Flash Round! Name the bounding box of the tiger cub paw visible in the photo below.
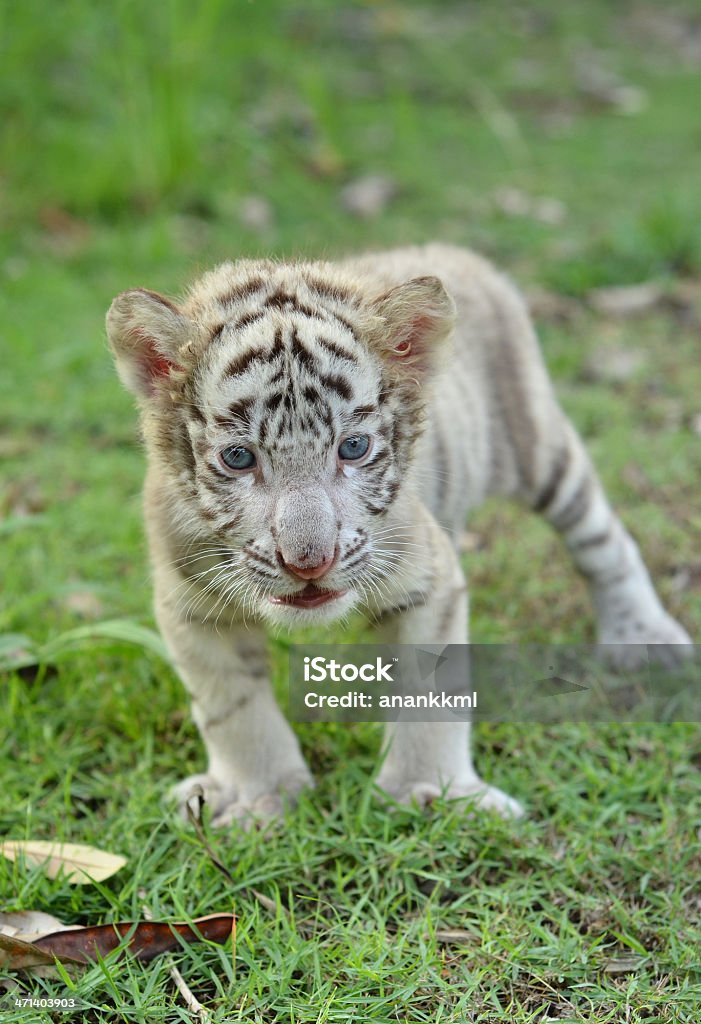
[599,613,693,670]
[209,792,290,831]
[377,776,524,819]
[169,772,235,822]
[170,771,313,830]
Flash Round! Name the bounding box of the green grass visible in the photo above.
[1,1,701,1020]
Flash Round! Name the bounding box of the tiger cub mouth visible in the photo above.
[269,584,348,609]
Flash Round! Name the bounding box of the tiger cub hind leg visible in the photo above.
[474,264,692,669]
[529,416,692,669]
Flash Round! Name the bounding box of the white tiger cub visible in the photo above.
[107,243,692,826]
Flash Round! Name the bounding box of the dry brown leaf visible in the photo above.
[588,282,663,317]
[0,841,127,884]
[0,932,82,970]
[33,913,236,965]
[141,901,219,1022]
[0,914,235,971]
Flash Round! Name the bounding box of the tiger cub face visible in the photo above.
[107,261,455,626]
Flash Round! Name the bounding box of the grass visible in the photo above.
[1,0,701,1020]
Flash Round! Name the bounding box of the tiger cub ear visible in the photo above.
[371,275,455,375]
[106,288,193,399]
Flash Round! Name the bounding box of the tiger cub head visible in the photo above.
[107,260,455,624]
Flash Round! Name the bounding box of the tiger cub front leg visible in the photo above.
[374,517,523,817]
[157,600,313,828]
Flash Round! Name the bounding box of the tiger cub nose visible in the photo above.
[278,550,337,581]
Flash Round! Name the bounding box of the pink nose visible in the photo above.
[279,551,336,580]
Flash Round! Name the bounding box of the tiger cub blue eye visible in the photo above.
[338,434,370,461]
[220,446,256,471]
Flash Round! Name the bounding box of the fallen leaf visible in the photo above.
[493,187,566,224]
[340,174,398,219]
[0,910,73,940]
[0,914,235,971]
[574,53,647,114]
[532,196,566,224]
[0,932,82,970]
[588,282,663,317]
[493,185,529,216]
[237,196,274,233]
[0,841,127,884]
[33,913,235,964]
[526,287,580,323]
[582,345,645,385]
